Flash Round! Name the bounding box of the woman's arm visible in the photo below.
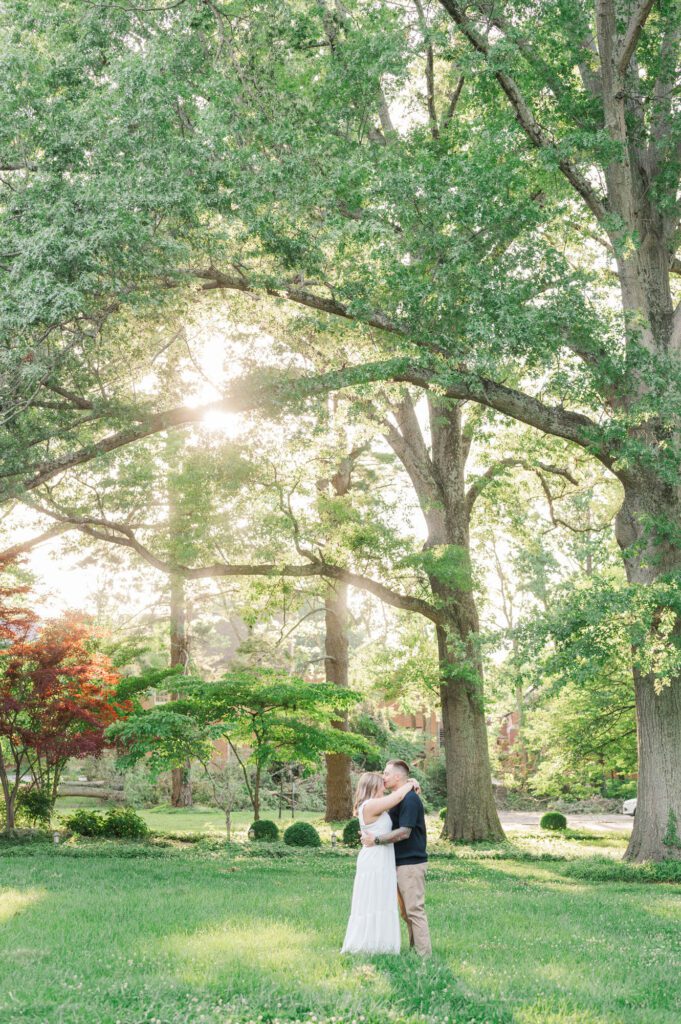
[362,780,415,823]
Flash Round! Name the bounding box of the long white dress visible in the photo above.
[341,801,401,954]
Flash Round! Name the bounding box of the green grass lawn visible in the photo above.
[1,831,680,1024]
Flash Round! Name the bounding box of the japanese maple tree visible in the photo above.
[0,586,129,830]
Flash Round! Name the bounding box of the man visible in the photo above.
[360,759,432,956]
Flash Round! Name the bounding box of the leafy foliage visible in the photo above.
[283,821,321,848]
[540,812,568,832]
[62,806,148,839]
[0,566,129,828]
[101,807,149,839]
[249,819,279,842]
[109,667,374,819]
[62,808,104,837]
[17,787,53,827]
[342,818,361,848]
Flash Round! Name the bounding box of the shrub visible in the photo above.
[249,819,279,842]
[342,818,361,847]
[424,754,448,808]
[101,806,149,839]
[439,807,447,822]
[62,808,105,836]
[540,811,568,831]
[17,788,54,826]
[283,821,321,848]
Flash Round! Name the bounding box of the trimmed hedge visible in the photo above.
[540,811,568,831]
[249,819,279,842]
[283,821,321,848]
[342,818,361,847]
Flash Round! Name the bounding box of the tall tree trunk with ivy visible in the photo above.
[384,394,504,840]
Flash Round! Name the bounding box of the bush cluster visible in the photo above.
[283,821,321,847]
[342,818,361,847]
[249,819,279,842]
[540,811,568,831]
[63,806,149,839]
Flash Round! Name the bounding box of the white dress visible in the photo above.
[341,801,401,954]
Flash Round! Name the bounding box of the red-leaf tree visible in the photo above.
[0,568,130,829]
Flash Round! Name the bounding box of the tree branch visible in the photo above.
[465,458,579,516]
[13,508,444,624]
[3,358,613,504]
[414,0,439,139]
[441,76,465,129]
[535,472,612,534]
[0,523,72,560]
[438,0,609,222]
[41,383,94,411]
[383,393,441,507]
[616,0,656,74]
[193,267,402,335]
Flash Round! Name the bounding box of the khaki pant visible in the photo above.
[396,863,431,956]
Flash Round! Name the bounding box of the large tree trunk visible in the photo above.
[385,395,504,841]
[436,613,504,842]
[616,487,681,861]
[627,664,681,861]
[324,579,353,820]
[170,573,192,808]
[596,19,681,860]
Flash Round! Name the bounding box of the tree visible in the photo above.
[510,573,644,799]
[0,609,128,830]
[109,667,372,821]
[2,0,679,859]
[435,0,681,860]
[522,678,637,800]
[8,390,593,840]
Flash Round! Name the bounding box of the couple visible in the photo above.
[341,759,431,957]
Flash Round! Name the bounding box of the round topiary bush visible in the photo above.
[101,806,149,839]
[62,808,105,837]
[249,819,279,842]
[540,811,568,831]
[283,821,321,848]
[342,818,361,847]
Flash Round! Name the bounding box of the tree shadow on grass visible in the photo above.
[421,857,681,1024]
[371,953,516,1024]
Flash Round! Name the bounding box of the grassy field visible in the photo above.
[2,827,680,1024]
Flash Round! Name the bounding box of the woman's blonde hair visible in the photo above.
[353,771,385,814]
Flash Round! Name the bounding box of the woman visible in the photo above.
[341,771,418,955]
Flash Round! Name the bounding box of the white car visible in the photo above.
[622,798,637,816]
